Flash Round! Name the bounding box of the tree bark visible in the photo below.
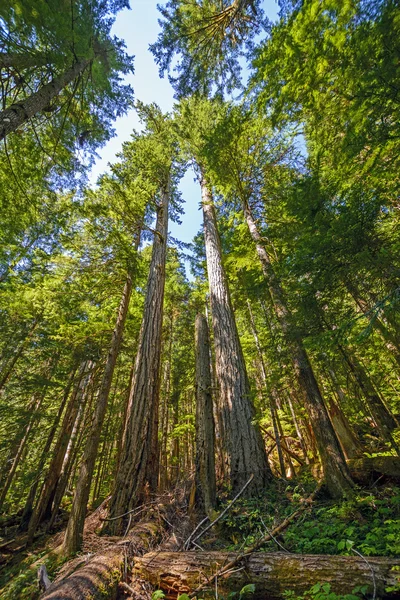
[194,313,216,514]
[135,551,400,599]
[242,199,354,498]
[201,177,271,494]
[0,58,90,140]
[41,520,164,600]
[106,183,170,535]
[63,256,139,554]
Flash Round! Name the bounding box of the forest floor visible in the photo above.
[1,475,400,600]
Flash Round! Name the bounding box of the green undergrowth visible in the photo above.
[220,481,400,558]
[0,550,66,600]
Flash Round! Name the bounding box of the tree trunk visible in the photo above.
[340,346,398,434]
[0,58,90,140]
[106,183,170,535]
[0,321,37,392]
[201,176,271,494]
[194,313,216,514]
[345,279,400,367]
[27,361,93,543]
[242,199,354,498]
[63,263,138,554]
[41,520,164,600]
[19,364,78,529]
[0,392,45,512]
[135,551,400,600]
[246,298,286,478]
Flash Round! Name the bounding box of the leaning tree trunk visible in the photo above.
[26,361,93,544]
[0,391,46,512]
[194,313,216,514]
[135,551,400,600]
[63,236,140,554]
[19,364,78,529]
[106,182,170,535]
[242,199,354,498]
[201,176,271,494]
[0,58,90,140]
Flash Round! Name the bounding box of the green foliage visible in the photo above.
[283,582,366,600]
[223,485,400,557]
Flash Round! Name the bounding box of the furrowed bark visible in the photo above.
[135,551,400,600]
[194,313,216,514]
[201,176,271,494]
[243,199,354,498]
[63,233,140,555]
[0,58,90,140]
[106,182,170,534]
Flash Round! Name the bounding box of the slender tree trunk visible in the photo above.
[285,392,309,464]
[242,199,354,497]
[201,177,271,494]
[246,298,286,478]
[345,280,400,367]
[63,264,138,554]
[0,58,90,140]
[27,361,92,543]
[0,321,37,392]
[339,346,398,432]
[0,392,45,512]
[19,365,77,529]
[159,312,174,491]
[106,182,170,535]
[194,313,216,514]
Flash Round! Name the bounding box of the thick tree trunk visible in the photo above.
[41,520,164,600]
[194,313,216,514]
[201,177,271,494]
[106,184,169,535]
[63,264,138,554]
[243,199,354,498]
[135,551,400,599]
[0,58,90,140]
[27,361,93,543]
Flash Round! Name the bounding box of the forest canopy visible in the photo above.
[0,1,399,599]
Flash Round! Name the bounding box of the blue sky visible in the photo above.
[90,0,280,263]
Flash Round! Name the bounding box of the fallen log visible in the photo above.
[40,520,162,600]
[348,456,400,484]
[134,551,400,599]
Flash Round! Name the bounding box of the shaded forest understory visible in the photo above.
[0,0,400,598]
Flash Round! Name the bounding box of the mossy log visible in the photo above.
[348,456,400,484]
[134,551,400,599]
[40,520,162,600]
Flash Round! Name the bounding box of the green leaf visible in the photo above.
[239,583,256,598]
